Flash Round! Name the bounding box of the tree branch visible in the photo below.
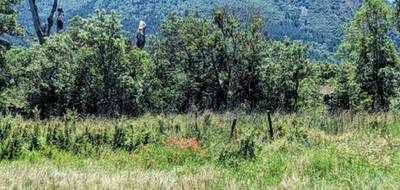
[46,0,58,35]
[28,0,58,44]
[28,0,45,44]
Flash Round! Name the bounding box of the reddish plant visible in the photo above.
[166,138,201,150]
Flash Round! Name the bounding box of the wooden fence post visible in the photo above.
[267,111,274,140]
[230,119,237,140]
[194,112,200,139]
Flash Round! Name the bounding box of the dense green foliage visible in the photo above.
[1,9,320,116]
[2,0,400,117]
[1,112,400,189]
[148,10,269,111]
[1,0,23,116]
[339,0,400,111]
[0,0,22,41]
[0,0,22,85]
[1,11,152,116]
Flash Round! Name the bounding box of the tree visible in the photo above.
[395,0,400,31]
[28,0,59,44]
[0,0,23,60]
[338,0,399,111]
[328,61,359,112]
[150,10,267,112]
[261,39,311,112]
[2,11,151,117]
[1,0,23,98]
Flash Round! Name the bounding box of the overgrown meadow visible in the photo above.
[1,111,400,189]
[2,0,400,189]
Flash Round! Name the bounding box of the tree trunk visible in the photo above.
[267,111,274,140]
[28,0,58,44]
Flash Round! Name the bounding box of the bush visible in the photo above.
[1,11,152,117]
[218,138,257,167]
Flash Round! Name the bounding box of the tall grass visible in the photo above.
[0,111,399,189]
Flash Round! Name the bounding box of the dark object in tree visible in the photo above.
[267,111,274,140]
[136,33,145,49]
[230,119,237,140]
[56,8,64,32]
[28,0,59,44]
[136,21,146,49]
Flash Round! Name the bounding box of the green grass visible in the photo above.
[0,111,399,189]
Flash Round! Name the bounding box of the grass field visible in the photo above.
[0,112,400,189]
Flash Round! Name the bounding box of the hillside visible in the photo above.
[16,0,364,60]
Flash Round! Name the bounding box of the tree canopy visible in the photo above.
[0,0,23,61]
[338,0,400,111]
[1,0,23,101]
[1,0,400,117]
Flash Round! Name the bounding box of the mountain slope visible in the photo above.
[16,0,364,60]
